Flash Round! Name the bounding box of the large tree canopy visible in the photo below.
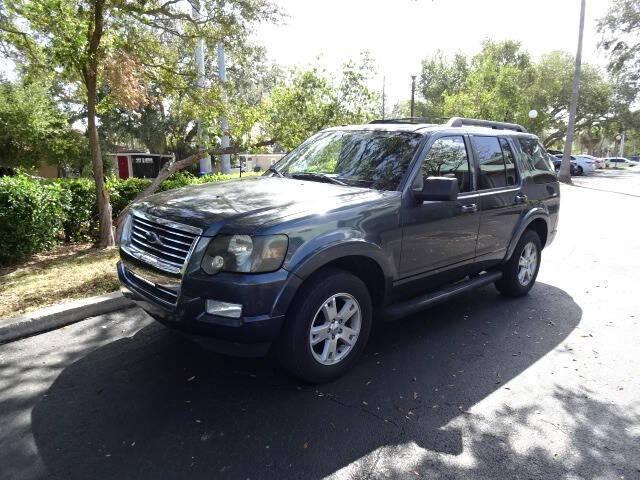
[0,0,279,246]
[409,40,616,149]
[598,0,640,103]
[0,80,88,171]
[266,54,379,151]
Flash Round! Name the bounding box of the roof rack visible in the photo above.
[368,116,527,132]
[446,117,527,133]
[368,116,448,125]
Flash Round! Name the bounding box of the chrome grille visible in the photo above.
[125,268,179,306]
[126,212,201,273]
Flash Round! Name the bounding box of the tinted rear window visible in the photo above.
[518,138,556,182]
[473,136,508,189]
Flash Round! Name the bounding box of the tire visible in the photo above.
[577,166,584,176]
[495,230,542,298]
[276,267,372,383]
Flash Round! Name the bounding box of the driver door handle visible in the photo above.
[461,203,477,213]
[515,193,528,204]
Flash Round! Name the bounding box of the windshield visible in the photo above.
[272,130,423,190]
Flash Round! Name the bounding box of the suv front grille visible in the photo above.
[125,212,202,274]
[125,268,179,306]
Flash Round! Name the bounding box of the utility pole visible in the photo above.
[217,43,231,173]
[410,75,416,118]
[619,129,626,157]
[381,76,386,119]
[190,0,212,174]
[558,0,586,184]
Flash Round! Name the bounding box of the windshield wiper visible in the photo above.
[290,172,346,185]
[267,166,284,177]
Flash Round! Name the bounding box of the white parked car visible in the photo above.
[555,154,596,175]
[605,157,639,168]
[573,155,598,174]
[578,153,605,169]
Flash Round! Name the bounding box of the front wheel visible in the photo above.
[576,166,584,175]
[276,268,372,383]
[495,230,542,297]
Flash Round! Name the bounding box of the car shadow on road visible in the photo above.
[29,282,583,479]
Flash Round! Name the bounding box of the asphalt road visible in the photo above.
[1,169,639,480]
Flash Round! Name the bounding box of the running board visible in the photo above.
[382,270,503,322]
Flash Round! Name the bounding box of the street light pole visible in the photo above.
[558,0,586,184]
[381,75,386,120]
[217,43,231,174]
[410,75,416,118]
[619,129,626,157]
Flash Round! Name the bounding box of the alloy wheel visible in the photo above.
[309,293,362,366]
[517,242,538,286]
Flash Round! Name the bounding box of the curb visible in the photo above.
[0,292,134,344]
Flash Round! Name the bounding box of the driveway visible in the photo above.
[1,172,639,480]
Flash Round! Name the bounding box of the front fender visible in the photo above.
[504,208,549,261]
[270,235,395,318]
[289,238,395,280]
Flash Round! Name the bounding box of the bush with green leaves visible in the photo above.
[53,178,97,242]
[0,175,66,264]
[106,177,150,218]
[0,171,259,265]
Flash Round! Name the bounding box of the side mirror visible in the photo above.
[414,177,459,202]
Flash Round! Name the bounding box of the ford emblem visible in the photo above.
[145,231,163,246]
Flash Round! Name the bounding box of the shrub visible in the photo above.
[157,171,200,191]
[0,170,261,265]
[0,175,66,265]
[54,178,96,242]
[107,177,149,218]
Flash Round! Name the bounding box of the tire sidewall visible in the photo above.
[279,269,372,383]
[499,230,542,296]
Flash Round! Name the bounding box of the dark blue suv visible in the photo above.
[118,117,560,382]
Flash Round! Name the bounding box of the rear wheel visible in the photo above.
[276,268,372,383]
[495,230,541,297]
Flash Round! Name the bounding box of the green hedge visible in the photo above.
[0,175,66,264]
[0,171,258,265]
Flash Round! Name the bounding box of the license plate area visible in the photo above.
[122,260,181,306]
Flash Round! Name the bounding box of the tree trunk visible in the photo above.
[558,0,586,184]
[86,73,115,247]
[113,149,207,229]
[84,0,114,247]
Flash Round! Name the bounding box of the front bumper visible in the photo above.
[117,258,301,356]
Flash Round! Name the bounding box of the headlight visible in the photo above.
[118,212,133,244]
[201,234,288,274]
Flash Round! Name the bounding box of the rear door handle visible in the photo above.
[515,194,528,204]
[461,203,477,213]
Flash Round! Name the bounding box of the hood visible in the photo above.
[134,176,394,235]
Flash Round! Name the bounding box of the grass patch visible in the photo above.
[0,243,120,319]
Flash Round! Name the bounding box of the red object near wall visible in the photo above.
[117,155,129,179]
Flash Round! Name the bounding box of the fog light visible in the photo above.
[205,300,243,318]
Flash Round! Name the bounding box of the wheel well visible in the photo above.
[526,218,548,248]
[305,256,387,309]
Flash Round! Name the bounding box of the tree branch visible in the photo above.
[114,138,278,232]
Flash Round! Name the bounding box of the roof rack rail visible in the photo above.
[369,116,449,125]
[446,117,527,133]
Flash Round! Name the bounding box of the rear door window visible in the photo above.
[499,138,518,186]
[473,136,508,189]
